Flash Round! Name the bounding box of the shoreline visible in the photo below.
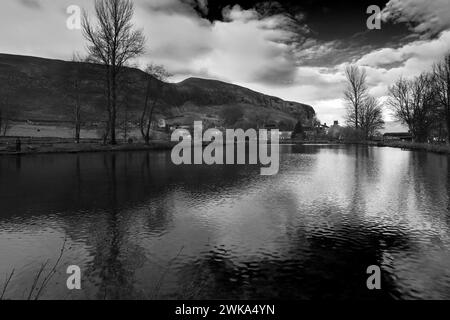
[341,140,450,155]
[0,140,177,156]
[2,138,450,156]
[0,137,328,156]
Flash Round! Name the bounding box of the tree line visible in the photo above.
[344,52,450,143]
[82,0,146,145]
[72,0,315,144]
[343,65,385,140]
[388,54,450,143]
[0,0,171,144]
[74,0,173,145]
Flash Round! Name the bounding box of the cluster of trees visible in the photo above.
[388,53,450,143]
[343,52,450,144]
[82,0,145,145]
[343,65,385,140]
[220,105,244,127]
[219,105,296,131]
[77,0,176,145]
[0,0,311,143]
[140,64,172,144]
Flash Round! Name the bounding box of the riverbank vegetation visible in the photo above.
[1,0,449,156]
[343,65,385,140]
[0,137,174,155]
[339,52,450,146]
[358,140,450,155]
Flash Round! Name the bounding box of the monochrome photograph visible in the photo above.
[1,0,450,308]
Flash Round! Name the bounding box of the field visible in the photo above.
[7,123,99,139]
[0,122,171,155]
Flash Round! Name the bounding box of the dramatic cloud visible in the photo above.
[137,3,302,86]
[383,0,450,37]
[193,0,208,15]
[358,31,450,72]
[354,30,450,119]
[140,0,206,17]
[0,0,88,58]
[1,0,450,126]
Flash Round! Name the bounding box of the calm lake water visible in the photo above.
[1,145,450,300]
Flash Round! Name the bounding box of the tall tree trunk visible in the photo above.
[446,106,450,144]
[75,113,81,143]
[105,66,112,144]
[447,82,450,144]
[74,82,81,144]
[145,99,157,144]
[140,78,151,143]
[110,69,117,145]
[75,115,81,143]
[0,110,3,136]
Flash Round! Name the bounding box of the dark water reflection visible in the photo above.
[1,145,450,299]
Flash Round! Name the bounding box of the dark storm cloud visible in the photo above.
[188,0,397,39]
[141,0,209,17]
[140,0,197,16]
[2,0,449,125]
[382,0,450,38]
[184,0,209,15]
[252,61,297,85]
[179,0,416,68]
[139,0,415,80]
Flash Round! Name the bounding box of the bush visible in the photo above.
[292,121,305,139]
[340,127,366,141]
[278,120,295,131]
[220,105,244,126]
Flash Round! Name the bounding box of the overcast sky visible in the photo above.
[1,0,450,125]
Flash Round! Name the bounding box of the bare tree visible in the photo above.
[0,72,20,136]
[140,64,172,144]
[359,96,385,139]
[118,76,136,141]
[433,53,450,143]
[388,73,437,142]
[277,119,295,131]
[82,0,145,145]
[67,53,85,143]
[0,96,13,136]
[344,65,368,128]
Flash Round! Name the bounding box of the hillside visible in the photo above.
[0,53,315,126]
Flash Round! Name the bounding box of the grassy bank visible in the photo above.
[0,137,175,156]
[382,141,450,154]
[3,136,449,156]
[343,140,450,155]
[0,136,332,156]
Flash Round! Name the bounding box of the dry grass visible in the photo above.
[153,246,184,300]
[0,270,15,300]
[0,238,66,300]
